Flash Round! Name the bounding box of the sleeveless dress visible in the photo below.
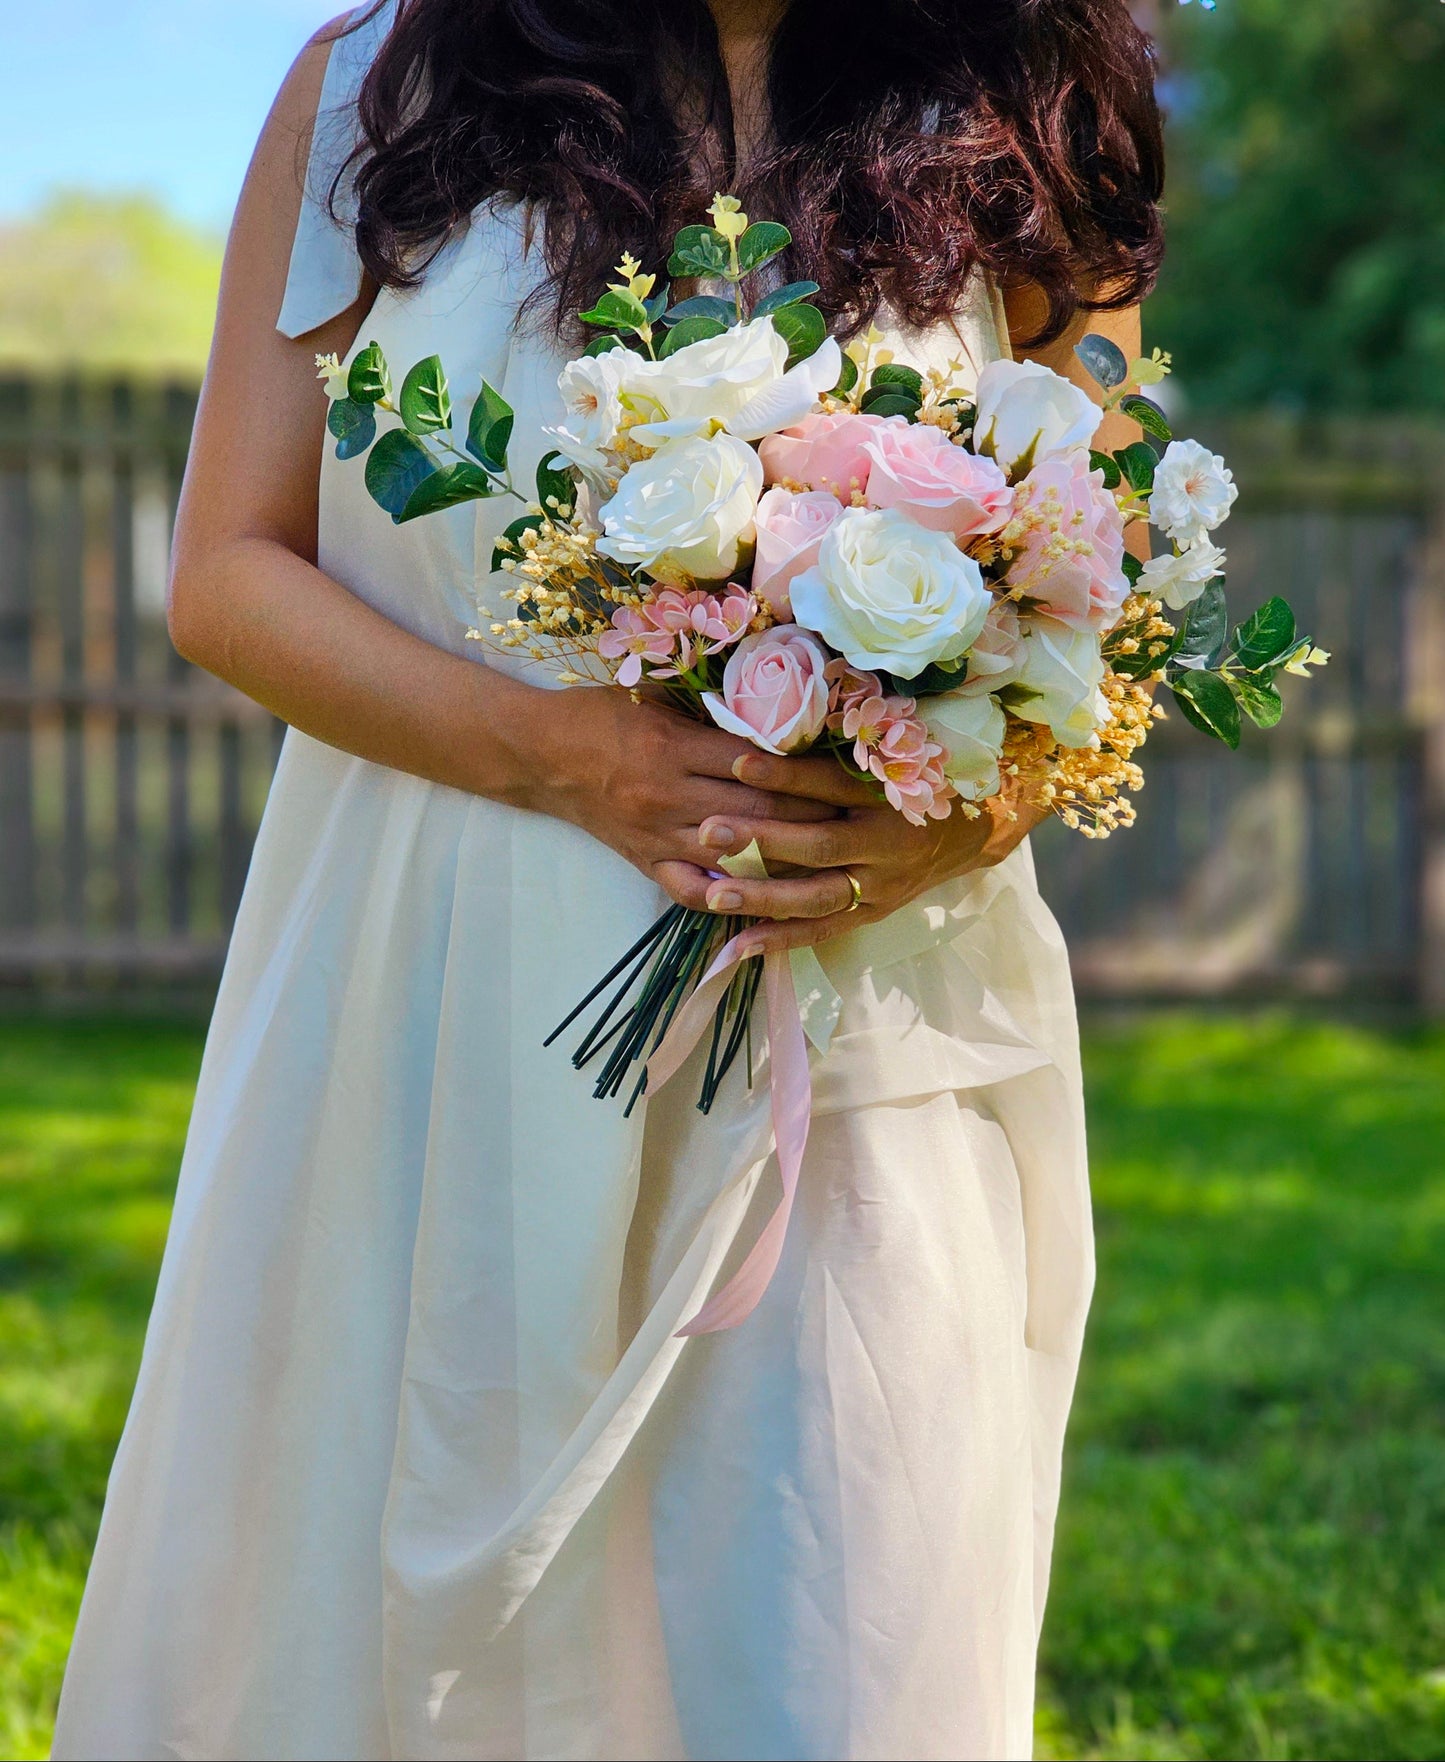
[53,11,1094,1759]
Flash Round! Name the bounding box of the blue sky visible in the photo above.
[3,0,347,228]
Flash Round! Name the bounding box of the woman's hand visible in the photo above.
[530,688,841,911]
[689,749,1048,955]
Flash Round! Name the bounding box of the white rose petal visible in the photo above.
[625,317,792,446]
[972,357,1103,477]
[1139,537,1227,611]
[595,432,763,583]
[1005,615,1108,749]
[919,689,1006,800]
[1150,439,1238,545]
[789,507,993,679]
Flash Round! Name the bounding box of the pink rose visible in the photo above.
[750,487,846,616]
[955,600,1025,697]
[1004,455,1129,632]
[862,421,1014,540]
[758,411,900,497]
[703,626,831,755]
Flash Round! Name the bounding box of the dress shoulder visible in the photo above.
[276,1,398,339]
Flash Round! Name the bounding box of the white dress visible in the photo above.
[52,10,1094,1759]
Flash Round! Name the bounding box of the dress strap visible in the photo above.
[276,1,397,339]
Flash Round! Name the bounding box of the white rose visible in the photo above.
[1150,439,1238,545]
[955,600,1025,697]
[973,358,1103,478]
[1140,536,1227,610]
[789,507,993,680]
[626,316,842,446]
[1005,615,1108,749]
[595,431,762,583]
[919,689,1006,800]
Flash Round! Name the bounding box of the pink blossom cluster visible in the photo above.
[598,586,755,687]
[825,661,956,826]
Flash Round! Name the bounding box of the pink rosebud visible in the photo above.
[758,411,900,498]
[703,626,831,755]
[1004,455,1128,632]
[861,421,1015,540]
[750,487,846,616]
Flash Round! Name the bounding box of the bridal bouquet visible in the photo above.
[318,195,1325,1128]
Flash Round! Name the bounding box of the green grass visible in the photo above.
[0,1014,1443,1760]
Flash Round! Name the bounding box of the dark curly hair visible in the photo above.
[335,0,1164,347]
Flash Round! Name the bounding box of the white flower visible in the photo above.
[1139,537,1227,610]
[789,507,992,680]
[955,600,1026,697]
[595,431,763,583]
[545,348,634,472]
[919,689,1006,800]
[315,353,350,401]
[625,317,842,446]
[972,358,1103,478]
[1150,439,1238,545]
[1005,615,1108,749]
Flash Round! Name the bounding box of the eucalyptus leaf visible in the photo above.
[492,512,543,575]
[399,355,452,435]
[1171,669,1241,749]
[1174,577,1229,668]
[535,452,575,517]
[1075,333,1129,391]
[347,342,390,406]
[662,294,737,327]
[752,279,820,317]
[769,302,827,367]
[667,225,730,279]
[1120,393,1173,446]
[1115,441,1158,494]
[398,460,496,522]
[831,353,859,398]
[583,334,626,357]
[1090,448,1123,490]
[1235,676,1285,729]
[1231,596,1298,672]
[870,363,925,400]
[643,290,669,324]
[1122,551,1144,586]
[578,287,649,332]
[659,316,729,357]
[327,397,376,461]
[364,429,437,522]
[466,379,514,473]
[860,390,922,420]
[736,221,791,274]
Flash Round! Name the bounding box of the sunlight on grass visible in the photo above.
[0,1013,1442,1759]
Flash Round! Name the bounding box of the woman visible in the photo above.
[53,2,1162,1757]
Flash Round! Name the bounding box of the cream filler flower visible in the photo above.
[1139,537,1227,611]
[789,507,993,680]
[595,431,763,583]
[314,353,350,401]
[1150,439,1238,546]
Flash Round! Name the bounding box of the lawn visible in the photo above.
[0,1014,1443,1760]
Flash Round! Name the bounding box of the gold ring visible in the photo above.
[843,869,864,913]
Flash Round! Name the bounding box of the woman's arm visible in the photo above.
[169,26,831,910]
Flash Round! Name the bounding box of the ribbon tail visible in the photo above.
[643,931,751,1094]
[676,949,813,1336]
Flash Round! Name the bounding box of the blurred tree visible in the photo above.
[1149,0,1445,412]
[0,194,221,374]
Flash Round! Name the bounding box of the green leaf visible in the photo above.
[1231,596,1298,672]
[659,315,729,357]
[364,429,437,521]
[1174,577,1228,668]
[667,225,730,279]
[1090,448,1122,490]
[752,280,820,317]
[466,379,514,473]
[1115,441,1158,493]
[1075,333,1129,390]
[1171,669,1241,749]
[583,333,626,357]
[662,294,737,327]
[327,396,376,461]
[347,342,390,405]
[535,452,576,517]
[1120,393,1172,446]
[491,512,543,575]
[398,460,496,522]
[1122,551,1144,586]
[859,390,922,420]
[888,654,970,697]
[736,221,791,274]
[398,355,452,435]
[831,353,859,398]
[769,302,827,367]
[578,287,649,332]
[870,363,925,400]
[643,289,669,324]
[1235,676,1285,729]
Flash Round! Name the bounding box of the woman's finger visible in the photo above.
[696,813,874,872]
[682,778,839,827]
[703,868,856,921]
[736,908,864,956]
[731,748,882,809]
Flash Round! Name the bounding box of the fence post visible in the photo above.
[1410,467,1445,1014]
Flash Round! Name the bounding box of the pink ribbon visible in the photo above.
[644,936,812,1336]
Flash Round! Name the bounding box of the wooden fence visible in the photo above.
[1,372,1442,1005]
